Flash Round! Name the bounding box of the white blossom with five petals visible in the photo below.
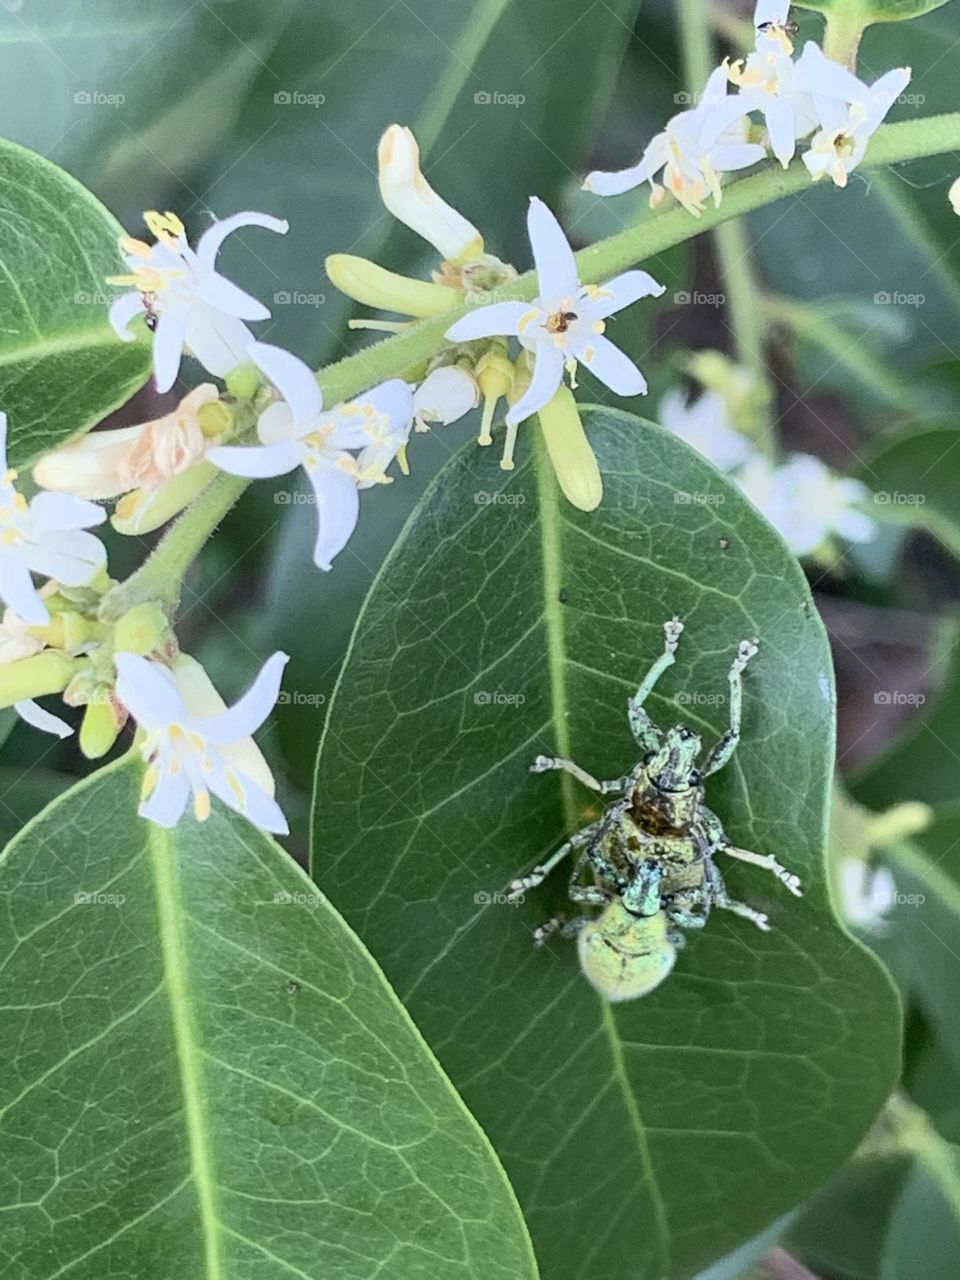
[0,413,106,626]
[658,389,753,473]
[208,343,414,571]
[583,66,767,211]
[108,210,288,392]
[115,650,289,833]
[445,198,664,425]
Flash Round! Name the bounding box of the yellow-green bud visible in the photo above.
[197,399,233,438]
[114,602,169,656]
[79,697,123,760]
[112,462,216,537]
[0,651,76,709]
[37,611,100,652]
[537,386,603,513]
[326,253,462,318]
[476,350,515,401]
[224,364,262,401]
[867,802,934,846]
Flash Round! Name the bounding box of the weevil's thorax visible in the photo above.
[625,724,705,835]
[577,899,677,1002]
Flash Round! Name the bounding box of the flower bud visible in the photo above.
[37,611,102,653]
[413,365,479,430]
[537,386,603,512]
[0,650,76,709]
[112,462,217,537]
[475,349,515,447]
[79,697,125,760]
[867,801,934,846]
[197,400,233,438]
[34,385,218,500]
[378,124,484,263]
[326,253,461,318]
[225,364,262,401]
[114,602,169,656]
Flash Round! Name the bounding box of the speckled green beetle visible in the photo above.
[509,618,802,1002]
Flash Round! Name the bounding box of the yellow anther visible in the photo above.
[120,236,153,260]
[517,308,539,335]
[592,320,605,334]
[141,765,159,800]
[225,769,246,809]
[144,210,185,240]
[193,788,211,822]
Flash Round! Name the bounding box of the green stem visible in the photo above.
[822,11,866,71]
[103,111,960,603]
[99,473,249,622]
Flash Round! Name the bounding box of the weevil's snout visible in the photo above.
[647,725,702,792]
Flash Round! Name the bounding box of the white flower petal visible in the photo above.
[590,270,665,318]
[707,143,768,172]
[109,291,145,341]
[755,0,789,25]
[15,698,73,738]
[699,96,756,152]
[24,530,106,587]
[196,272,271,322]
[195,211,289,272]
[184,307,253,379]
[207,440,303,479]
[414,366,479,426]
[765,96,799,166]
[305,459,360,571]
[794,41,872,106]
[153,303,189,392]
[115,652,187,728]
[249,342,323,424]
[192,651,289,744]
[580,335,647,396]
[445,300,531,343]
[207,761,289,835]
[140,768,191,828]
[505,346,565,426]
[28,491,106,535]
[0,555,46,625]
[583,147,662,196]
[528,197,579,301]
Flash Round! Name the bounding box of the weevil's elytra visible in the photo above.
[511,618,803,1001]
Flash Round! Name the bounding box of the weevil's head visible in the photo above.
[645,725,703,793]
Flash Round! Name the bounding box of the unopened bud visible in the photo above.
[0,650,76,709]
[37,611,102,652]
[79,697,124,760]
[868,802,934,846]
[537,386,603,512]
[327,253,461,318]
[378,124,484,263]
[112,462,217,536]
[413,365,479,430]
[114,602,169,656]
[197,400,233,438]
[225,364,262,401]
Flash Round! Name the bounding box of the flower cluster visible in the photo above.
[585,0,910,213]
[659,366,875,560]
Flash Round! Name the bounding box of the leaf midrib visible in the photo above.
[147,821,223,1280]
[0,326,130,369]
[533,433,671,1273]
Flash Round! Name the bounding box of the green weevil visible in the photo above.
[509,617,802,1001]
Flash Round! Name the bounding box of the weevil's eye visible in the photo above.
[688,769,702,787]
[642,751,656,766]
[677,726,695,741]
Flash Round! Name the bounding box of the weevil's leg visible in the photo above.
[666,927,688,950]
[667,906,709,930]
[530,755,626,794]
[703,859,770,931]
[532,914,588,947]
[628,616,684,750]
[569,884,610,906]
[718,898,771,932]
[720,845,803,897]
[702,637,759,777]
[507,822,601,901]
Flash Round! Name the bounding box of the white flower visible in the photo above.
[108,210,288,393]
[0,413,106,627]
[33,384,220,500]
[658,388,753,472]
[793,43,910,186]
[736,452,875,556]
[413,366,479,431]
[378,125,484,262]
[583,66,766,211]
[115,650,289,833]
[837,858,896,933]
[0,606,72,738]
[445,198,664,425]
[208,343,414,571]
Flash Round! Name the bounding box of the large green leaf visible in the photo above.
[880,1139,960,1279]
[0,756,538,1280]
[0,137,149,465]
[312,408,900,1280]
